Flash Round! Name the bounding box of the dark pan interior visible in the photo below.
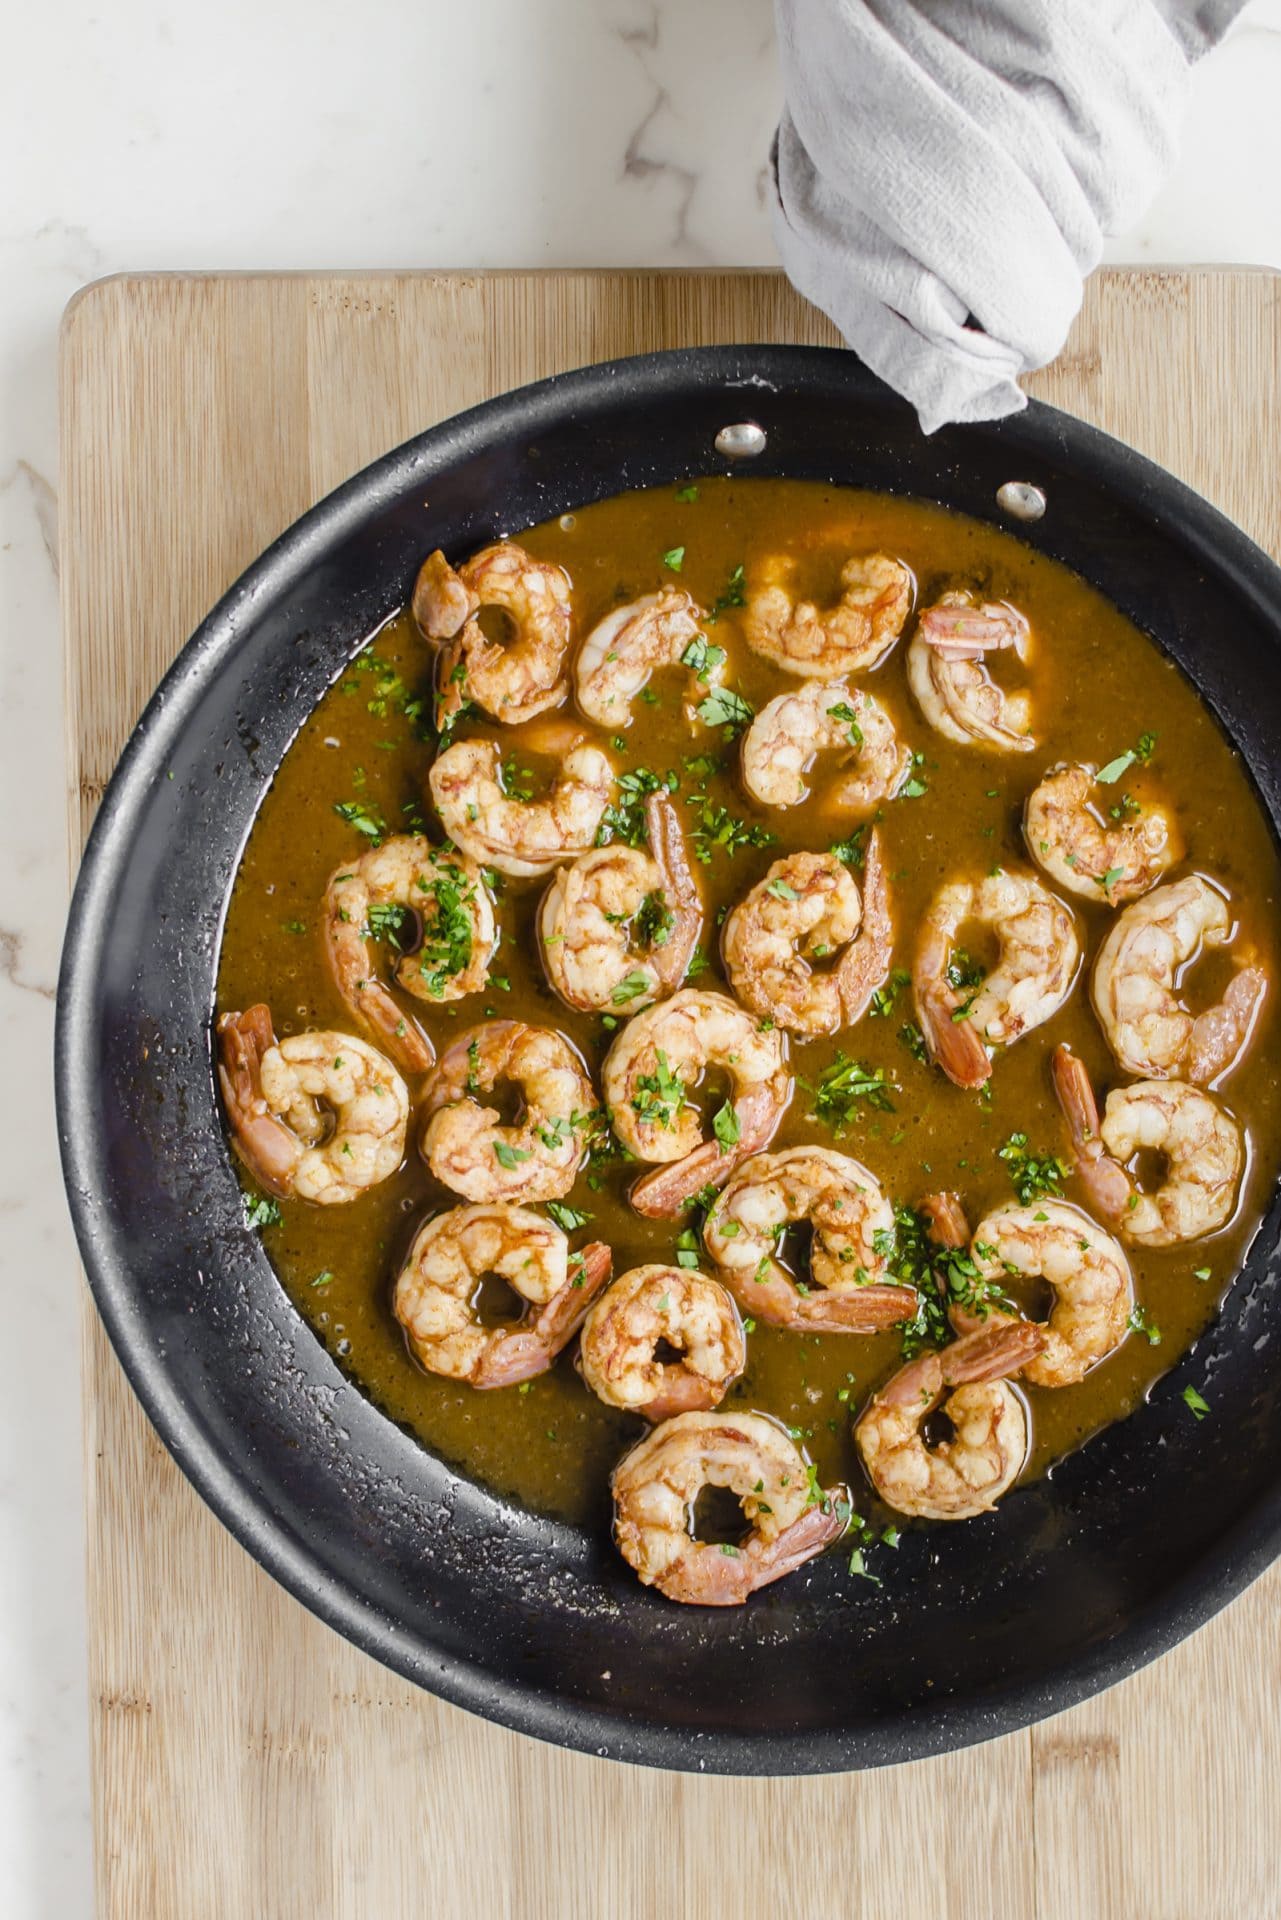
[56,346,1281,1774]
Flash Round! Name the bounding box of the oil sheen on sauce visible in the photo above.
[216,479,1281,1529]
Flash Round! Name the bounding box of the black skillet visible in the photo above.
[56,346,1281,1774]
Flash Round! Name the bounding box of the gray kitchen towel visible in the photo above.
[771,0,1247,434]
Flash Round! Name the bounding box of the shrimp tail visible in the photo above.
[796,1283,919,1334]
[628,1085,784,1220]
[412,550,478,640]
[639,1373,726,1422]
[472,1241,613,1389]
[919,1190,969,1250]
[940,1322,1046,1387]
[916,980,991,1089]
[1188,965,1266,1084]
[644,789,703,990]
[656,1494,848,1606]
[216,1006,302,1197]
[835,826,893,1024]
[1050,1044,1133,1221]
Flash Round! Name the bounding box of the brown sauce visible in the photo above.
[216,479,1281,1529]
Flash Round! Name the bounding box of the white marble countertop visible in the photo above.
[3,1,1280,1911]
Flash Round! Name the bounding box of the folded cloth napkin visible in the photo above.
[771,0,1246,434]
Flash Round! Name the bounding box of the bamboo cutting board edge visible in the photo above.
[61,267,1281,1920]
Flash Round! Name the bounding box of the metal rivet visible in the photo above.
[715,421,767,459]
[996,480,1047,522]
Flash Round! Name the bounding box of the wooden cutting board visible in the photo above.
[61,269,1281,1920]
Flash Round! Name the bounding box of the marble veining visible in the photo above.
[1,1,1279,1911]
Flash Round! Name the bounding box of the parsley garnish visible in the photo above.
[662,545,685,572]
[632,1049,687,1131]
[243,1192,282,1231]
[596,766,676,848]
[705,563,747,624]
[333,799,388,845]
[712,1101,741,1152]
[810,1056,896,1133]
[546,1200,592,1233]
[1182,1384,1210,1421]
[685,795,775,864]
[997,1132,1068,1204]
[696,686,754,735]
[493,1141,532,1170]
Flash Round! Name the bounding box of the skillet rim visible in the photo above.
[55,341,1281,1774]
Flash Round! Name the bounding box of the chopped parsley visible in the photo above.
[596,766,676,848]
[1127,1304,1162,1346]
[997,1132,1068,1205]
[898,1021,928,1064]
[712,1101,741,1152]
[675,1227,701,1269]
[408,870,475,997]
[634,890,674,951]
[493,1141,532,1170]
[632,1049,687,1131]
[242,1192,282,1231]
[333,798,388,845]
[1096,732,1157,784]
[546,1200,593,1233]
[365,901,416,950]
[810,1055,896,1133]
[611,971,652,1006]
[869,968,910,1019]
[830,826,867,870]
[681,635,727,684]
[685,795,775,864]
[1182,1384,1210,1421]
[662,545,686,572]
[705,562,747,624]
[696,686,754,735]
[826,700,864,748]
[675,483,700,504]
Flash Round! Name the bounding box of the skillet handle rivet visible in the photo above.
[715,422,767,460]
[996,480,1047,522]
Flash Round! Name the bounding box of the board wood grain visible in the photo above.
[60,269,1281,1920]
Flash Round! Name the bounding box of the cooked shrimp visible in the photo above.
[1025,763,1182,904]
[429,737,614,878]
[720,832,892,1038]
[217,1005,408,1205]
[907,592,1035,752]
[538,790,701,1013]
[703,1146,918,1333]
[601,990,792,1217]
[611,1411,847,1605]
[413,541,572,725]
[574,588,713,728]
[323,837,494,1072]
[420,1020,597,1203]
[913,868,1079,1089]
[1052,1044,1244,1246]
[394,1203,612,1388]
[969,1201,1133,1389]
[854,1324,1044,1520]
[739,682,911,813]
[579,1264,746,1420]
[1091,875,1266,1082]
[744,551,913,677]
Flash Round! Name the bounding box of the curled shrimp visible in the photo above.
[601,989,792,1217]
[611,1411,848,1605]
[413,541,572,725]
[1091,875,1266,1082]
[854,1324,1044,1521]
[393,1203,612,1388]
[969,1201,1133,1389]
[907,592,1035,752]
[1052,1044,1244,1246]
[538,790,701,1014]
[574,588,714,728]
[420,1020,597,1203]
[739,682,910,813]
[744,551,913,677]
[323,837,495,1073]
[720,832,892,1037]
[579,1264,746,1420]
[1025,762,1182,904]
[703,1146,918,1333]
[913,868,1079,1089]
[428,736,614,877]
[217,1005,408,1205]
